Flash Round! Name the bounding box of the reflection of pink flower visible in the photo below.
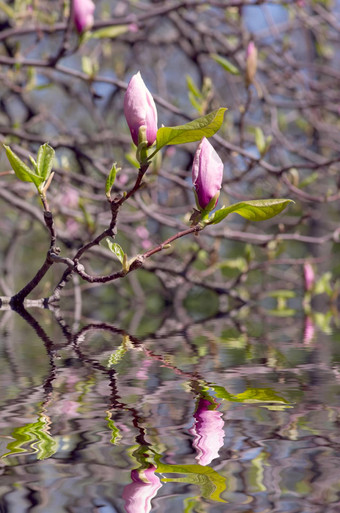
[190,398,225,466]
[122,466,162,513]
[304,262,315,291]
[55,400,79,417]
[136,359,152,380]
[303,316,315,345]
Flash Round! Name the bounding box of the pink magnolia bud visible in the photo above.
[73,0,95,33]
[303,262,315,291]
[246,41,258,86]
[122,466,162,513]
[124,72,158,147]
[192,137,223,211]
[189,398,225,466]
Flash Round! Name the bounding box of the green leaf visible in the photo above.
[156,108,227,150]
[0,0,15,18]
[188,92,203,114]
[186,75,202,99]
[125,152,140,168]
[208,199,294,225]
[4,145,44,188]
[106,239,125,264]
[82,55,93,76]
[105,162,120,198]
[89,25,129,39]
[210,54,240,75]
[254,127,266,155]
[299,171,318,188]
[29,155,38,173]
[36,143,55,182]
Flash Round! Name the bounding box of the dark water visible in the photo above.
[1,305,340,513]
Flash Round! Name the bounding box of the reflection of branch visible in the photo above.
[11,305,57,400]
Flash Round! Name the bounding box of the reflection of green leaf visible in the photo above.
[314,272,332,296]
[211,385,289,406]
[209,199,294,224]
[266,308,296,317]
[314,311,332,334]
[156,108,227,150]
[2,414,57,460]
[183,496,203,513]
[106,412,122,444]
[249,451,269,492]
[155,458,226,502]
[234,388,289,404]
[108,336,130,367]
[266,290,296,299]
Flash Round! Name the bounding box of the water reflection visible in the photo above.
[0,304,340,512]
[123,466,162,513]
[189,396,225,466]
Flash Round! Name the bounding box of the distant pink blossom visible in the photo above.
[189,398,225,466]
[141,240,152,249]
[136,226,149,239]
[122,466,162,513]
[128,23,139,33]
[63,187,79,208]
[136,225,152,249]
[66,218,80,237]
[119,173,129,185]
[73,0,95,33]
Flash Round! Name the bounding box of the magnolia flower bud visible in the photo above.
[189,398,225,466]
[245,41,258,86]
[124,72,158,147]
[73,0,95,33]
[192,137,223,211]
[122,466,162,513]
